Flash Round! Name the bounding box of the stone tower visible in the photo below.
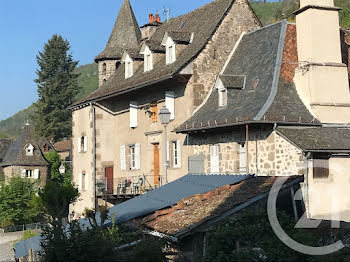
[95,0,141,87]
[294,0,350,123]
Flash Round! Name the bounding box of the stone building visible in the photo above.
[176,1,350,222]
[69,0,261,217]
[0,123,49,185]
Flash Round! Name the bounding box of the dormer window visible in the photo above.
[140,45,155,72]
[162,31,192,65]
[25,144,34,156]
[167,45,175,64]
[145,53,152,71]
[218,88,227,108]
[126,60,133,78]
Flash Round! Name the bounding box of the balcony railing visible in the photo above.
[96,173,155,197]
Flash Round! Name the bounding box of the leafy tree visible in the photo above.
[35,34,79,141]
[0,176,44,227]
[44,151,70,186]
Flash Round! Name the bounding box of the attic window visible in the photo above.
[102,63,107,75]
[126,60,133,78]
[218,88,227,108]
[25,144,34,156]
[144,46,153,72]
[167,45,175,64]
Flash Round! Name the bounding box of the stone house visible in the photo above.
[69,0,261,218]
[0,123,49,185]
[175,1,350,222]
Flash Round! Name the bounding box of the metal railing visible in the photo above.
[96,171,156,197]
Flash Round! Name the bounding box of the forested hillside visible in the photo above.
[0,63,98,138]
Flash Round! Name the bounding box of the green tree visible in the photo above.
[35,34,79,141]
[0,176,44,227]
[45,151,70,186]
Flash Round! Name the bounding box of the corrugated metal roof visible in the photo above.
[15,174,251,258]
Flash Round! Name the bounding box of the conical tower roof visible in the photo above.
[95,0,141,61]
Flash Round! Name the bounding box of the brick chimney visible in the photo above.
[294,0,350,123]
[141,13,162,40]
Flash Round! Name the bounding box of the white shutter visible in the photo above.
[176,140,182,168]
[77,138,81,153]
[79,173,82,191]
[239,144,246,173]
[135,143,141,170]
[21,169,26,178]
[33,169,40,179]
[85,173,88,191]
[210,145,219,173]
[165,91,175,120]
[120,145,126,171]
[130,101,138,128]
[83,136,88,152]
[166,141,170,162]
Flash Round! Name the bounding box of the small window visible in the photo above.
[129,145,136,170]
[82,173,86,191]
[126,61,133,78]
[167,45,175,64]
[145,54,153,72]
[313,158,329,179]
[26,170,33,178]
[172,141,179,167]
[218,88,227,107]
[102,63,107,75]
[25,144,34,156]
[151,103,158,123]
[115,62,121,71]
[80,137,85,152]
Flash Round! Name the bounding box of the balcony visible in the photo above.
[96,174,156,198]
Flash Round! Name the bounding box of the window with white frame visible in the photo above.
[165,91,175,120]
[167,45,176,64]
[218,88,227,107]
[130,145,136,170]
[21,169,39,179]
[127,144,140,170]
[144,46,153,72]
[129,101,138,128]
[125,56,133,78]
[239,143,246,173]
[25,144,34,156]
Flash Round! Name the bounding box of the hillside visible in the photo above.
[0,63,98,138]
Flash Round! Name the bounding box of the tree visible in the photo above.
[45,151,70,186]
[35,34,79,141]
[0,176,44,227]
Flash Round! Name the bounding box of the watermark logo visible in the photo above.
[267,176,345,256]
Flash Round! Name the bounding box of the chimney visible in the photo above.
[155,13,161,23]
[294,0,350,123]
[149,13,155,23]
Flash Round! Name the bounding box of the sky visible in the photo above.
[0,0,213,121]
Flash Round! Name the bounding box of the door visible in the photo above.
[105,167,114,195]
[153,144,160,186]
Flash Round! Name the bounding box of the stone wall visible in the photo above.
[3,165,49,186]
[98,60,120,87]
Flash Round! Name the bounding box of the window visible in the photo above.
[210,145,219,173]
[79,172,88,191]
[218,88,227,107]
[82,173,86,191]
[21,169,39,179]
[165,91,175,120]
[115,62,121,71]
[78,136,87,153]
[151,103,158,123]
[25,144,34,156]
[125,60,133,78]
[129,101,138,128]
[144,53,153,72]
[102,63,107,75]
[130,145,136,170]
[171,141,181,168]
[26,170,33,178]
[313,158,329,179]
[167,45,175,64]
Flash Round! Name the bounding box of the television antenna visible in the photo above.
[163,6,170,23]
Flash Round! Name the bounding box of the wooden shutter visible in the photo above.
[21,169,26,178]
[151,104,157,123]
[79,173,82,191]
[33,169,40,179]
[120,145,126,171]
[210,145,219,173]
[165,91,175,120]
[85,173,88,191]
[77,138,82,153]
[313,159,329,179]
[130,101,138,128]
[175,140,182,168]
[83,136,88,152]
[135,143,141,170]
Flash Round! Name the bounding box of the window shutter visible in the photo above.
[176,140,182,168]
[210,145,219,173]
[130,101,138,128]
[77,138,82,153]
[313,159,329,179]
[85,173,88,191]
[79,173,82,191]
[83,136,88,152]
[167,141,170,162]
[239,144,246,173]
[21,169,26,178]
[135,143,141,170]
[120,145,126,171]
[33,169,40,179]
[165,91,175,120]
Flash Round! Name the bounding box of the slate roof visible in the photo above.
[175,21,319,133]
[166,31,192,44]
[140,176,302,237]
[71,0,251,108]
[276,126,350,153]
[1,125,48,167]
[0,139,13,161]
[143,40,165,53]
[95,0,141,61]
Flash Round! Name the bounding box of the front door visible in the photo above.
[153,144,160,186]
[105,167,114,195]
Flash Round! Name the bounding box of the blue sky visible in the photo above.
[0,0,213,120]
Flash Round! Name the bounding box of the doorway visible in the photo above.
[105,167,114,195]
[153,144,160,186]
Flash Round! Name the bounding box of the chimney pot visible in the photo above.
[155,13,160,23]
[149,13,155,23]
